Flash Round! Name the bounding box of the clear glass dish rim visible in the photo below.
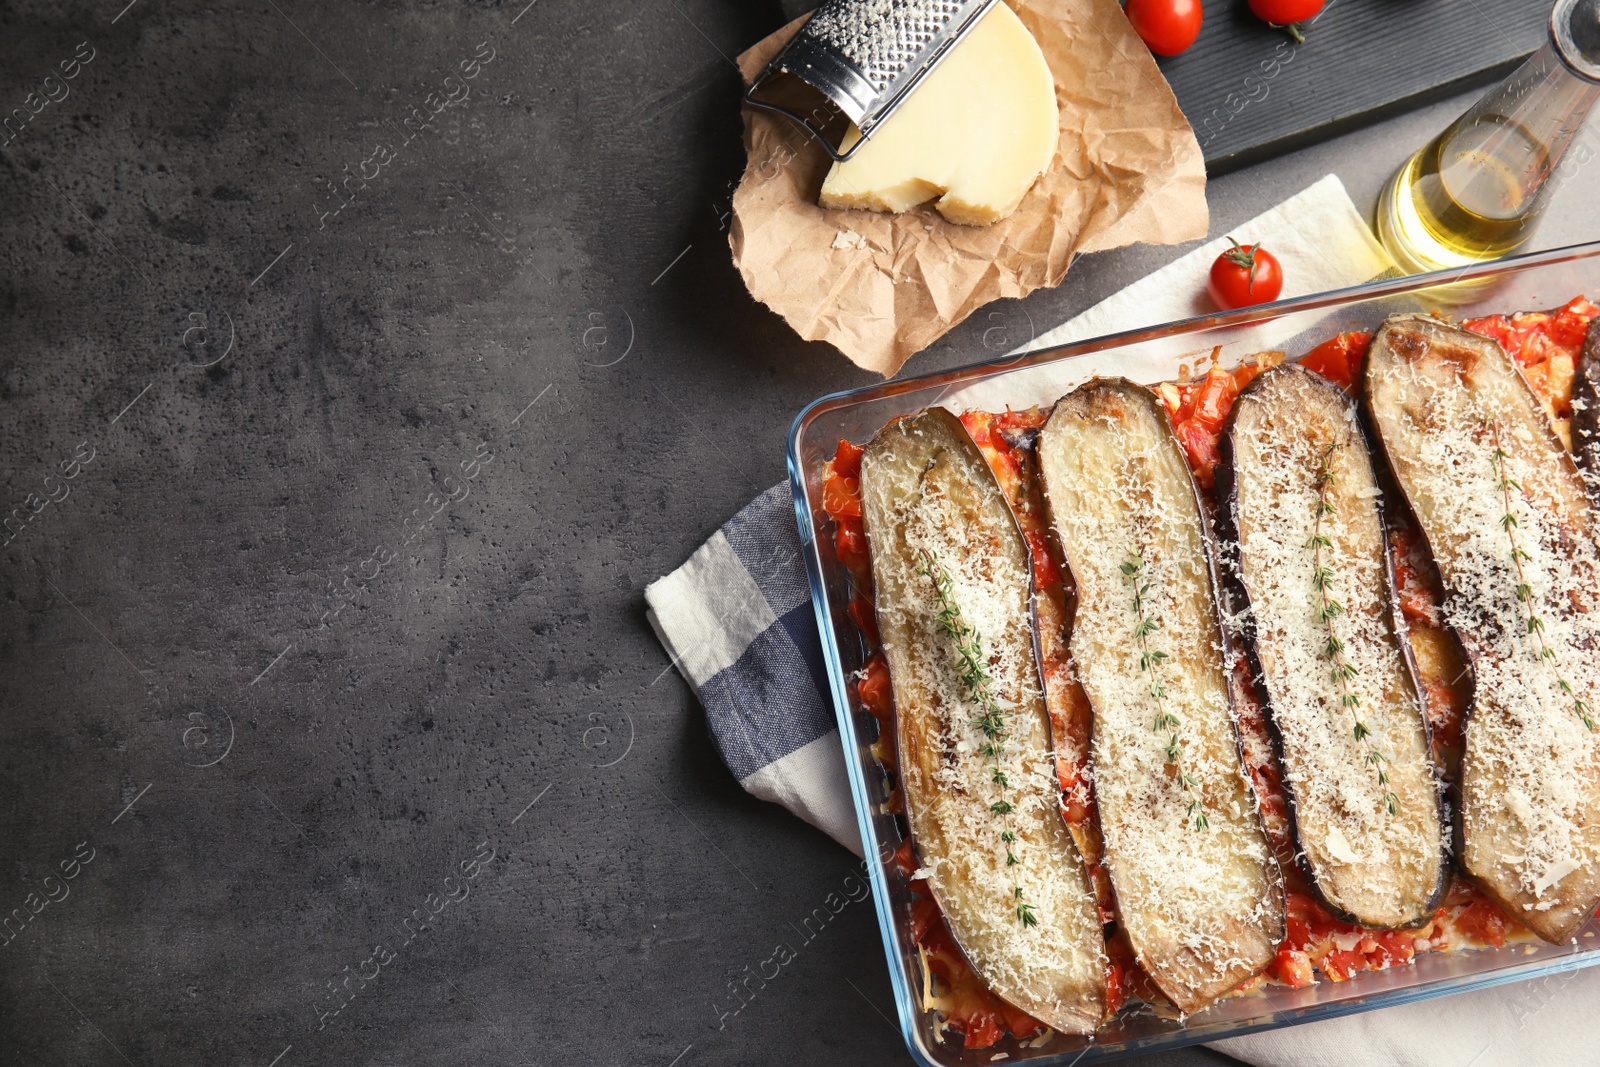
[784,239,1600,1066]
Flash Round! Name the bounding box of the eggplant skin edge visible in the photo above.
[1036,378,1286,1015]
[1361,313,1600,943]
[1216,360,1449,930]
[859,407,1109,1033]
[1574,318,1600,500]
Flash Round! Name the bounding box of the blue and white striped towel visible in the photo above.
[645,483,866,856]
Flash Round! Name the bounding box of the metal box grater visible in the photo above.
[745,0,1000,161]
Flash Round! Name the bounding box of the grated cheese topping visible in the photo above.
[1367,318,1600,940]
[862,412,1106,1031]
[1037,384,1281,1012]
[1228,367,1444,927]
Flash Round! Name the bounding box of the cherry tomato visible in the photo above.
[1248,0,1325,25]
[1208,238,1284,310]
[1124,0,1203,56]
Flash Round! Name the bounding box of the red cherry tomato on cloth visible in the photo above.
[1208,238,1284,310]
[1124,0,1203,56]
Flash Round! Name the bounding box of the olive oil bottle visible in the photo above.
[1378,0,1600,275]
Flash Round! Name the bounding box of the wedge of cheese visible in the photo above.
[819,2,1058,227]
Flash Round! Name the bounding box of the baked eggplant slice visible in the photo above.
[1218,363,1446,928]
[860,408,1108,1033]
[1035,380,1284,1014]
[1365,314,1600,943]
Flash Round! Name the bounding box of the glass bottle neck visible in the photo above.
[1435,40,1600,221]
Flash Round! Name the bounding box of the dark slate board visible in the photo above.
[1163,0,1549,174]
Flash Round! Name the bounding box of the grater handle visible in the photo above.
[743,74,864,163]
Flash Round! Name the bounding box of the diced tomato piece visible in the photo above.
[855,656,893,723]
[1468,301,1597,381]
[1548,296,1600,349]
[1231,361,1265,392]
[909,896,942,944]
[1368,930,1417,970]
[821,471,862,520]
[1398,589,1435,625]
[1174,418,1222,488]
[960,1010,1004,1050]
[1270,947,1316,988]
[1322,948,1365,981]
[1524,330,1565,368]
[1190,367,1239,432]
[846,596,879,646]
[959,410,996,450]
[1307,913,1347,947]
[834,522,870,573]
[894,838,919,881]
[1464,313,1516,350]
[1283,912,1313,953]
[1300,331,1371,391]
[1104,959,1127,1016]
[988,447,1023,490]
[1024,528,1061,590]
[1170,380,1199,424]
[996,1001,1043,1043]
[1103,933,1161,1006]
[831,439,864,481]
[963,409,1031,494]
[1425,680,1465,753]
[1454,900,1509,948]
[1388,528,1442,623]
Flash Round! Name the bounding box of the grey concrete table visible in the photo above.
[5,3,1600,1066]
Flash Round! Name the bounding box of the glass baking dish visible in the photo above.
[786,240,1600,1066]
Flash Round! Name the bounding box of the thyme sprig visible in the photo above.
[916,547,1037,927]
[1120,553,1208,830]
[1308,442,1399,815]
[1487,421,1596,732]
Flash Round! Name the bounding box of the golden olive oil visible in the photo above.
[1378,2,1600,279]
[1379,116,1549,271]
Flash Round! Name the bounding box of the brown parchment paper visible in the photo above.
[730,0,1208,377]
